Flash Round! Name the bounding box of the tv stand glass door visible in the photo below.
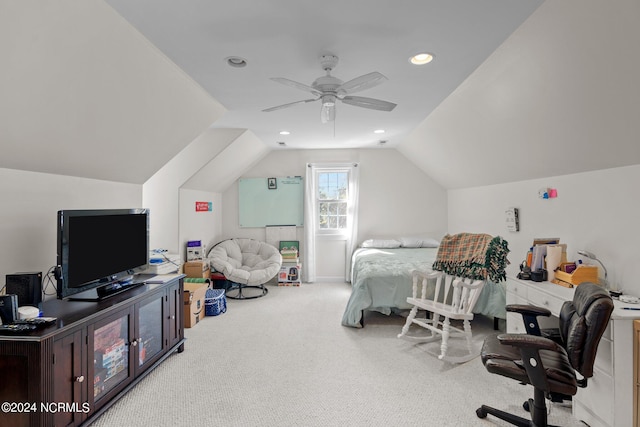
[90,308,133,408]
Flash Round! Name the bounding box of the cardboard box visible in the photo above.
[186,240,203,261]
[184,261,210,278]
[278,263,301,285]
[183,282,208,327]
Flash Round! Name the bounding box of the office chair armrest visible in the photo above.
[506,304,552,317]
[496,333,564,392]
[506,304,552,336]
[496,333,560,352]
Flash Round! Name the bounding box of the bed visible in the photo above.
[341,244,506,328]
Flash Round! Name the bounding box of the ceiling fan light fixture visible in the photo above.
[321,103,335,123]
[322,95,336,107]
[264,54,395,123]
[409,52,434,65]
[225,56,247,68]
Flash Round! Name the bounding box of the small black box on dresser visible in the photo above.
[6,272,42,308]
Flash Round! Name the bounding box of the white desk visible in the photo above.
[506,276,639,427]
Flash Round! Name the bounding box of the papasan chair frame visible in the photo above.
[207,238,282,300]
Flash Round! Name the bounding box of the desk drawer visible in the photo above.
[507,312,526,333]
[574,366,614,426]
[594,336,613,375]
[506,280,527,299]
[526,286,565,316]
[506,289,527,306]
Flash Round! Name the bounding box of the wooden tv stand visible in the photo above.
[0,274,185,427]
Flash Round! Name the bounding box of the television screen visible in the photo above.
[57,209,149,300]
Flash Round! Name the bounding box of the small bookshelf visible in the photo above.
[279,240,301,285]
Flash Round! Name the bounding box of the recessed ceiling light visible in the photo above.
[279,131,290,135]
[225,56,247,68]
[409,52,434,65]
[374,129,385,134]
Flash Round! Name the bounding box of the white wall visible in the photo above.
[221,148,447,280]
[0,167,141,298]
[142,128,245,253]
[448,165,640,294]
[178,189,222,260]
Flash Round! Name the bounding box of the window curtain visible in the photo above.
[303,163,317,283]
[303,162,359,283]
[345,163,359,281]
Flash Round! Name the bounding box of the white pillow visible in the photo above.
[361,239,401,248]
[398,236,422,248]
[420,237,440,248]
[399,236,440,248]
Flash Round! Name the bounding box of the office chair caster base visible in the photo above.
[476,407,487,418]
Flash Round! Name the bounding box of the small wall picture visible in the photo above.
[267,177,277,189]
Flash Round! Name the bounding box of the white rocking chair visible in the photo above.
[398,269,485,363]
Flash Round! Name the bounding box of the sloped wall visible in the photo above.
[0,1,224,184]
[399,0,640,189]
[0,167,141,298]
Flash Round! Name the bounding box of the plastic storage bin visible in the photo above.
[204,288,227,316]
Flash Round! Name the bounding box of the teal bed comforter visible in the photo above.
[341,247,506,328]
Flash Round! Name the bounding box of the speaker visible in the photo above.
[0,294,18,324]
[6,272,42,308]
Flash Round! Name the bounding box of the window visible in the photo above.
[304,162,359,282]
[317,171,349,231]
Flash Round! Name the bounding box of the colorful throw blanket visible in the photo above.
[432,233,510,283]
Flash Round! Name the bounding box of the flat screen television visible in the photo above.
[56,208,150,300]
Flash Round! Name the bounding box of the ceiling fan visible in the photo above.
[263,54,396,124]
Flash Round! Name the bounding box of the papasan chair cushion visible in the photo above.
[207,239,282,298]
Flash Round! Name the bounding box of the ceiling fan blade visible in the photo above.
[339,72,387,94]
[262,98,318,112]
[270,77,322,96]
[342,96,396,112]
[320,103,335,124]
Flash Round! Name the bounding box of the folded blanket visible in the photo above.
[432,233,509,283]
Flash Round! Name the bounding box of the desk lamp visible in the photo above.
[577,250,609,290]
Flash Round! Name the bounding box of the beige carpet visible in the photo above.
[91,281,582,427]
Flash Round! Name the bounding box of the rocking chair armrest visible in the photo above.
[411,269,442,280]
[452,278,484,290]
[410,269,443,299]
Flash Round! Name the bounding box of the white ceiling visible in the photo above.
[104,0,543,150]
[5,1,638,190]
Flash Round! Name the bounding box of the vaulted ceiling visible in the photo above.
[104,0,542,153]
[2,1,640,190]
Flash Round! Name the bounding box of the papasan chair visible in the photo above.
[206,238,282,299]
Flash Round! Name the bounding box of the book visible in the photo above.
[279,240,299,259]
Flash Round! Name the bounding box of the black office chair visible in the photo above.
[476,282,614,427]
